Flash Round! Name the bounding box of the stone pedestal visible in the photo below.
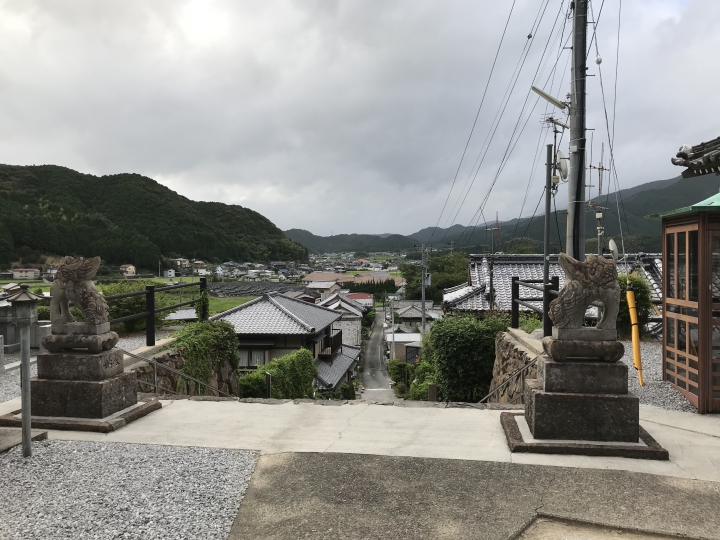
[31,348,137,419]
[524,349,640,443]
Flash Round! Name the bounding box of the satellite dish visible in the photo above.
[556,150,569,180]
[608,239,619,261]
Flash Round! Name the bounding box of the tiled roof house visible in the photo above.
[211,293,359,391]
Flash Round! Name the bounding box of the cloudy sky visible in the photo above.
[0,0,716,237]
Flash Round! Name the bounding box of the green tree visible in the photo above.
[426,314,507,402]
[617,273,653,338]
[400,252,469,303]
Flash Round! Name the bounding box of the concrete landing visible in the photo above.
[37,399,720,483]
[0,427,47,453]
[228,453,720,540]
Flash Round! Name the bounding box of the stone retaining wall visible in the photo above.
[488,329,543,404]
[131,348,239,397]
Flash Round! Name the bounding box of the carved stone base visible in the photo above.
[51,321,110,335]
[552,327,617,341]
[537,355,628,394]
[542,337,624,363]
[524,379,639,442]
[42,331,119,354]
[31,372,137,418]
[37,349,124,381]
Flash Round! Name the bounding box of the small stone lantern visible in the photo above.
[8,284,42,457]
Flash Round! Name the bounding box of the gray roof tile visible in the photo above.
[315,345,360,389]
[211,292,341,334]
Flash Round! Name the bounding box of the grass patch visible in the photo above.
[209,296,255,316]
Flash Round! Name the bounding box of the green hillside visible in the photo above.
[438,174,720,253]
[284,229,417,254]
[0,165,308,270]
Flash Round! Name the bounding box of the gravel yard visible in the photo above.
[116,330,173,353]
[1,440,257,540]
[0,362,36,404]
[619,340,696,413]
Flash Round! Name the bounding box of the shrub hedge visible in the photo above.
[172,321,240,387]
[238,348,316,399]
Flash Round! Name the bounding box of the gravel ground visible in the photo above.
[619,340,696,413]
[0,362,37,403]
[1,440,257,540]
[116,330,172,353]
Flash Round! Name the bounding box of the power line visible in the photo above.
[439,0,553,242]
[427,0,518,244]
[460,0,568,247]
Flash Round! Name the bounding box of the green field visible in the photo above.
[208,296,255,316]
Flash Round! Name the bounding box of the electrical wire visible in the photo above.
[439,0,553,243]
[460,0,568,247]
[427,0,518,244]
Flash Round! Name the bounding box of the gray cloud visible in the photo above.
[0,0,716,236]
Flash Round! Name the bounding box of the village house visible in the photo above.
[11,268,41,280]
[212,293,359,391]
[345,292,374,307]
[306,280,342,295]
[119,264,136,277]
[162,269,176,278]
[317,292,367,347]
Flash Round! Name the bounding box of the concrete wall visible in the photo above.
[489,329,543,404]
[335,315,362,347]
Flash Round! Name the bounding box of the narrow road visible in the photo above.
[361,309,397,401]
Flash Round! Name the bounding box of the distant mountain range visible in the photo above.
[287,173,720,254]
[0,165,308,269]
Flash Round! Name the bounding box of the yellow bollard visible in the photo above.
[626,279,644,386]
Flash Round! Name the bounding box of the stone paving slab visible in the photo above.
[39,399,720,483]
[229,453,720,540]
[0,427,47,453]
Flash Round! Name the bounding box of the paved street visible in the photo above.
[360,309,396,401]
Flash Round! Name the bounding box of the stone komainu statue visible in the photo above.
[548,253,620,330]
[50,256,109,325]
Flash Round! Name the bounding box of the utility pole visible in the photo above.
[566,0,588,261]
[414,243,431,333]
[449,241,455,254]
[484,220,502,254]
[543,144,553,336]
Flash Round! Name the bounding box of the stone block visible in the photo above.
[31,372,137,418]
[51,321,111,335]
[524,379,639,442]
[542,337,624,363]
[552,327,617,341]
[42,331,119,354]
[37,348,124,381]
[537,356,628,394]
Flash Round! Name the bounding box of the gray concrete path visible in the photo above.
[229,452,720,540]
[360,310,395,400]
[40,399,720,483]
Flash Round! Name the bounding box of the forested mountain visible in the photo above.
[0,165,307,269]
[287,174,718,255]
[284,229,417,254]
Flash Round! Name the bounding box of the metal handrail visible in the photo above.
[479,356,539,404]
[123,348,235,399]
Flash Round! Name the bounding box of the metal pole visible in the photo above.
[199,278,208,321]
[146,285,155,347]
[511,277,519,329]
[566,0,588,261]
[544,144,553,337]
[421,244,426,333]
[391,298,395,360]
[19,304,31,457]
[265,372,272,399]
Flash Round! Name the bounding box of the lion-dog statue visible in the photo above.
[548,253,620,330]
[50,256,109,326]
